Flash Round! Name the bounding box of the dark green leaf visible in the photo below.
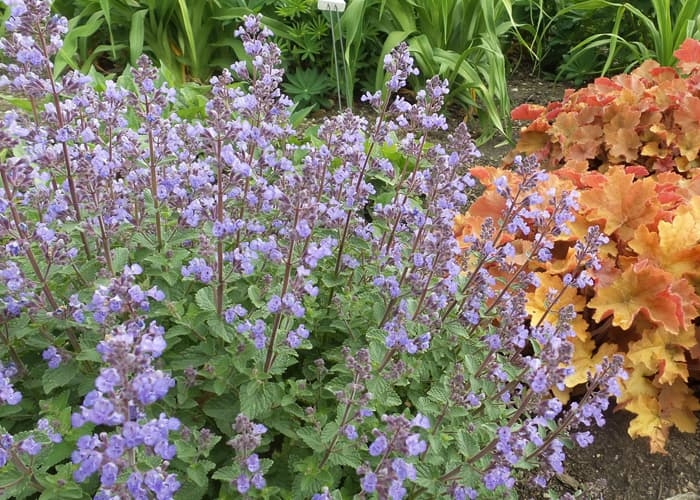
[187,460,217,488]
[295,426,324,452]
[41,362,79,394]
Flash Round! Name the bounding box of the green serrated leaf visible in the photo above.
[111,247,131,272]
[292,456,337,497]
[415,396,440,416]
[426,386,450,405]
[206,316,231,342]
[167,342,217,370]
[36,464,85,499]
[320,272,346,288]
[42,362,78,394]
[187,460,217,488]
[320,421,339,444]
[202,394,240,434]
[265,409,298,438]
[212,464,239,482]
[267,351,298,375]
[0,465,30,499]
[248,284,265,308]
[173,478,208,500]
[372,300,385,325]
[366,376,402,408]
[175,440,198,462]
[326,444,362,468]
[75,344,102,363]
[195,287,217,312]
[456,428,482,459]
[295,426,324,452]
[239,380,283,419]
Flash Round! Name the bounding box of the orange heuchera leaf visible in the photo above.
[580,167,660,241]
[618,368,668,453]
[588,260,675,330]
[526,273,587,339]
[468,165,497,185]
[654,172,688,207]
[514,131,551,158]
[629,202,700,285]
[551,112,604,162]
[627,328,689,384]
[674,95,700,162]
[565,340,619,388]
[658,381,700,433]
[554,168,607,190]
[607,127,642,163]
[651,278,700,334]
[674,38,700,73]
[626,395,670,454]
[459,193,507,229]
[658,210,700,283]
[511,103,546,121]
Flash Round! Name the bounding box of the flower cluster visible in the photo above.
[356,413,429,499]
[69,267,179,498]
[0,418,62,473]
[0,361,22,405]
[226,414,268,494]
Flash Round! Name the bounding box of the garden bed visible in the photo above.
[307,68,700,500]
[482,71,700,500]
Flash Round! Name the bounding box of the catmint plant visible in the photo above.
[0,1,628,498]
[68,266,180,498]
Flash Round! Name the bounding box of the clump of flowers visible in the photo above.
[0,1,626,498]
[70,266,180,498]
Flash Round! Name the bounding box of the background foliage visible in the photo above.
[515,0,700,84]
[24,0,699,141]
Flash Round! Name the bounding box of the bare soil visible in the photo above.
[476,72,700,500]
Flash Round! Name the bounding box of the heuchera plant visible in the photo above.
[479,38,700,453]
[0,0,623,497]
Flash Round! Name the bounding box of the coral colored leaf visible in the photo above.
[619,370,669,453]
[511,103,546,121]
[607,127,642,162]
[674,96,700,161]
[649,65,679,82]
[459,192,507,229]
[674,38,700,73]
[580,167,660,241]
[589,260,674,330]
[603,107,642,162]
[624,165,649,177]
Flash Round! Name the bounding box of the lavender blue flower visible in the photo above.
[368,434,388,456]
[0,362,22,405]
[227,413,268,493]
[19,436,41,456]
